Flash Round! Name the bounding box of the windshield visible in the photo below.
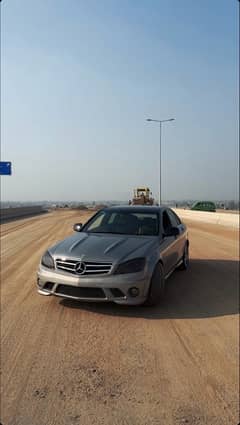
[82,211,159,236]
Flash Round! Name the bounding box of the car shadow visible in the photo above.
[60,259,239,319]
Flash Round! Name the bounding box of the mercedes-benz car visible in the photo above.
[37,206,189,306]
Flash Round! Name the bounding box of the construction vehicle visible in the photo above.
[129,187,155,206]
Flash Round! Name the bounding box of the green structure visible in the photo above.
[191,201,216,212]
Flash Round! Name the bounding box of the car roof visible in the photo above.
[102,205,166,214]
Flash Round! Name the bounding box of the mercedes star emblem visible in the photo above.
[75,261,86,275]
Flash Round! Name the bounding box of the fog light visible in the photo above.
[128,287,139,297]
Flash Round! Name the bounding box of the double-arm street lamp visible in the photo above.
[146,118,175,205]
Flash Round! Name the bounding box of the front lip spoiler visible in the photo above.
[54,292,110,302]
[38,289,52,296]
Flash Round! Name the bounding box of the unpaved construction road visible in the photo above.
[1,210,239,425]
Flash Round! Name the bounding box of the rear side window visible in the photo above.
[167,209,181,226]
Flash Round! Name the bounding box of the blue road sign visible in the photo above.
[0,162,12,175]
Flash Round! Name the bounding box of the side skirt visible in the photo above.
[164,259,183,280]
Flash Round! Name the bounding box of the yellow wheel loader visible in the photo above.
[129,187,155,206]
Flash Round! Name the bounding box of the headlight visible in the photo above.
[41,251,55,269]
[114,257,146,275]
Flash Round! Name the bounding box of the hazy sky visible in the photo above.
[1,0,239,202]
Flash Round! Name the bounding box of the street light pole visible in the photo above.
[146,118,175,206]
[159,121,162,205]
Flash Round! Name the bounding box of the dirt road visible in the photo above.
[1,210,239,425]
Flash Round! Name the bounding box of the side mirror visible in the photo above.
[73,223,82,232]
[164,226,180,237]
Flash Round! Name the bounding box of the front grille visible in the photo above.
[55,284,105,299]
[55,258,112,276]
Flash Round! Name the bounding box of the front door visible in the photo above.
[160,210,178,275]
[167,208,186,263]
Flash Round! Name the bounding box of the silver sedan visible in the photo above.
[37,206,189,306]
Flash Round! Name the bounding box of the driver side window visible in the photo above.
[162,211,172,235]
[87,212,105,231]
[167,209,180,227]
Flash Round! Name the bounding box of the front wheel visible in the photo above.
[144,263,165,306]
[178,243,189,270]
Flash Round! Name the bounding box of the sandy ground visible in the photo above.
[0,210,239,425]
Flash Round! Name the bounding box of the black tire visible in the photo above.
[178,243,189,270]
[144,262,165,306]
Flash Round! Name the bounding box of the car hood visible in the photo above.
[49,232,157,263]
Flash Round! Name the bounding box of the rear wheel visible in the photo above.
[178,243,189,270]
[144,263,165,306]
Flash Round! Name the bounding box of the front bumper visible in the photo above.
[37,266,150,305]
